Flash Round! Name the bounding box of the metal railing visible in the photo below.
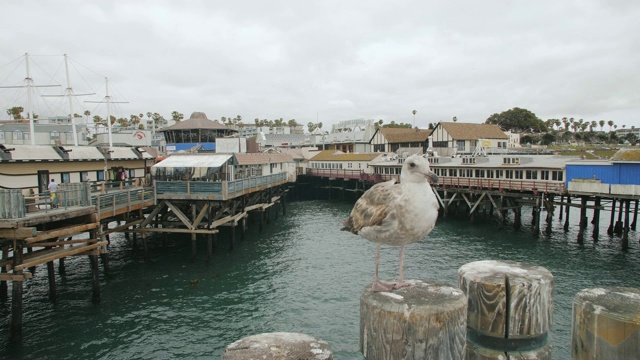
[94,187,154,216]
[155,172,288,198]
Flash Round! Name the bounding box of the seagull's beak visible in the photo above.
[425,170,438,184]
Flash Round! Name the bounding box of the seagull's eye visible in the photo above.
[409,162,416,168]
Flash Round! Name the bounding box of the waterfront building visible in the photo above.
[308,150,383,173]
[160,112,236,154]
[0,144,153,194]
[237,124,304,138]
[91,128,155,148]
[258,134,313,149]
[262,147,320,175]
[370,128,431,153]
[151,152,295,182]
[566,148,640,195]
[429,122,509,156]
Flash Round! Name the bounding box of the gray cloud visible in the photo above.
[1,0,638,129]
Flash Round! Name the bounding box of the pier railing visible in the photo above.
[93,187,154,217]
[155,172,288,200]
[306,168,366,180]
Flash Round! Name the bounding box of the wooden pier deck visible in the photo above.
[0,173,290,342]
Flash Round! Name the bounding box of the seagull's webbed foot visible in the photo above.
[371,280,395,292]
[392,280,411,290]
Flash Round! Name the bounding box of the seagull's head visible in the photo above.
[402,154,438,184]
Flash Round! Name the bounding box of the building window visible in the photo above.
[552,171,563,181]
[97,170,104,181]
[495,170,503,178]
[526,170,537,180]
[13,130,23,140]
[432,141,448,148]
[541,171,549,180]
[80,171,89,182]
[505,170,514,179]
[50,130,60,140]
[61,173,70,183]
[129,169,136,178]
[515,170,523,179]
[456,140,465,151]
[449,169,457,177]
[474,169,485,178]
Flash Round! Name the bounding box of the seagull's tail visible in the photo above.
[341,216,357,234]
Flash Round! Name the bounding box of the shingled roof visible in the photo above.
[610,148,640,162]
[162,112,233,131]
[440,122,508,140]
[378,128,432,143]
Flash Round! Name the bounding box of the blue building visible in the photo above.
[566,149,640,195]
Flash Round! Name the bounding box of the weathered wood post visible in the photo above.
[592,197,601,241]
[614,199,624,235]
[222,332,333,360]
[458,260,553,359]
[607,198,616,235]
[360,279,467,359]
[572,287,640,359]
[89,254,100,303]
[577,196,588,243]
[622,199,630,249]
[10,244,24,342]
[564,196,572,231]
[46,255,57,301]
[0,244,9,301]
[631,199,639,231]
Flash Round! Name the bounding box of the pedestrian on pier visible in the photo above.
[48,178,59,208]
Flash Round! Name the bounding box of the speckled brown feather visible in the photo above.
[342,179,397,234]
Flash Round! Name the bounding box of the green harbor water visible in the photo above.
[1,199,640,359]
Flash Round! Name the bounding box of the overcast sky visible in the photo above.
[1,0,639,130]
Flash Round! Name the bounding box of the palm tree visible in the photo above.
[607,120,614,132]
[590,121,597,132]
[599,120,605,132]
[562,117,569,130]
[554,119,561,131]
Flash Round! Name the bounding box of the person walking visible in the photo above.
[48,178,59,208]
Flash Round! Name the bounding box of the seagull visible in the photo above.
[342,154,439,292]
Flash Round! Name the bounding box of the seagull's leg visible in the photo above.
[371,244,393,292]
[393,245,410,289]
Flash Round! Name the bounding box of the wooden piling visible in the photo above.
[608,198,617,235]
[10,245,24,342]
[592,197,601,241]
[572,287,640,359]
[631,199,638,231]
[577,196,588,243]
[559,195,564,220]
[458,260,553,359]
[564,196,572,231]
[0,244,8,301]
[360,279,467,359]
[47,258,57,301]
[89,254,100,303]
[222,332,333,360]
[614,199,624,235]
[622,200,630,249]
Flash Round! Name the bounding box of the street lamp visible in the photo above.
[412,110,417,128]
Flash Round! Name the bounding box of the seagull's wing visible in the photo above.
[342,179,397,234]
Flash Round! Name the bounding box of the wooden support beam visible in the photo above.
[24,223,99,244]
[14,241,107,271]
[0,273,33,281]
[0,227,37,240]
[99,219,143,236]
[24,239,99,248]
[139,228,219,235]
[191,202,210,230]
[166,201,194,230]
